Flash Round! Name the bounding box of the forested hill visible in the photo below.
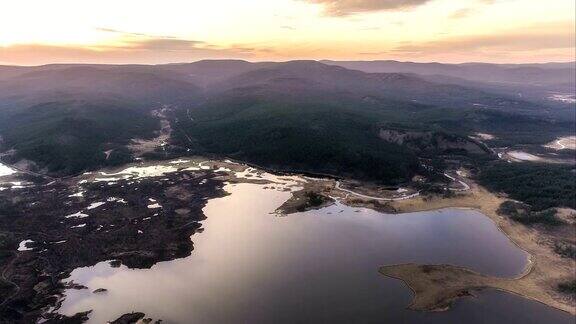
[0,60,573,183]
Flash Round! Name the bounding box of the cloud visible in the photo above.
[304,0,432,16]
[448,0,508,20]
[0,25,278,65]
[449,8,473,19]
[113,38,206,51]
[390,29,574,55]
[96,27,182,40]
[96,28,155,38]
[0,41,257,65]
[363,23,575,62]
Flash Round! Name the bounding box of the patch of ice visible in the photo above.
[87,202,106,210]
[101,165,178,179]
[474,133,495,140]
[70,224,86,228]
[107,197,127,204]
[0,163,16,177]
[147,203,162,209]
[549,93,576,104]
[68,191,85,198]
[7,181,24,189]
[17,240,34,251]
[93,176,129,182]
[169,159,190,164]
[508,151,541,161]
[65,211,89,219]
[234,167,305,187]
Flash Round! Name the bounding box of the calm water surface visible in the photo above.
[57,181,573,323]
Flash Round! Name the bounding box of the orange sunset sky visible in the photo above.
[1,0,574,65]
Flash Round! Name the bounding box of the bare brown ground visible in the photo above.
[379,263,543,312]
[545,136,576,151]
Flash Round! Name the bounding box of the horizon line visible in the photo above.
[2,58,576,68]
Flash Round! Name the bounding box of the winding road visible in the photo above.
[335,172,470,201]
[443,173,471,191]
[335,181,420,201]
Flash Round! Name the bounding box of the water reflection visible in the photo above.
[58,182,572,323]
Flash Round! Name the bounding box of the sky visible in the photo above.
[0,0,574,65]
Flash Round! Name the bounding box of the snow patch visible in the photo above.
[87,202,106,210]
[65,211,89,219]
[18,240,34,251]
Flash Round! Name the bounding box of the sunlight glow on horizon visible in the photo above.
[0,0,574,65]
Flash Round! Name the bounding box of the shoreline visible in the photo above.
[271,167,574,315]
[217,160,574,316]
[375,185,575,315]
[2,157,574,321]
[220,163,575,315]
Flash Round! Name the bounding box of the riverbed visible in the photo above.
[55,176,574,323]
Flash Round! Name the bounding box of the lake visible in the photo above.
[57,178,573,323]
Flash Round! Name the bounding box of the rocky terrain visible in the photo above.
[0,162,227,322]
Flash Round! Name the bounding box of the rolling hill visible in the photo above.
[0,60,573,180]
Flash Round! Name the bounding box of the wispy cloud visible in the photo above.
[111,38,206,51]
[96,27,186,41]
[0,40,257,65]
[303,0,433,16]
[0,26,268,65]
[390,26,574,55]
[449,8,473,19]
[358,22,576,62]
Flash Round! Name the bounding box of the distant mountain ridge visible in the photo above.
[321,60,576,90]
